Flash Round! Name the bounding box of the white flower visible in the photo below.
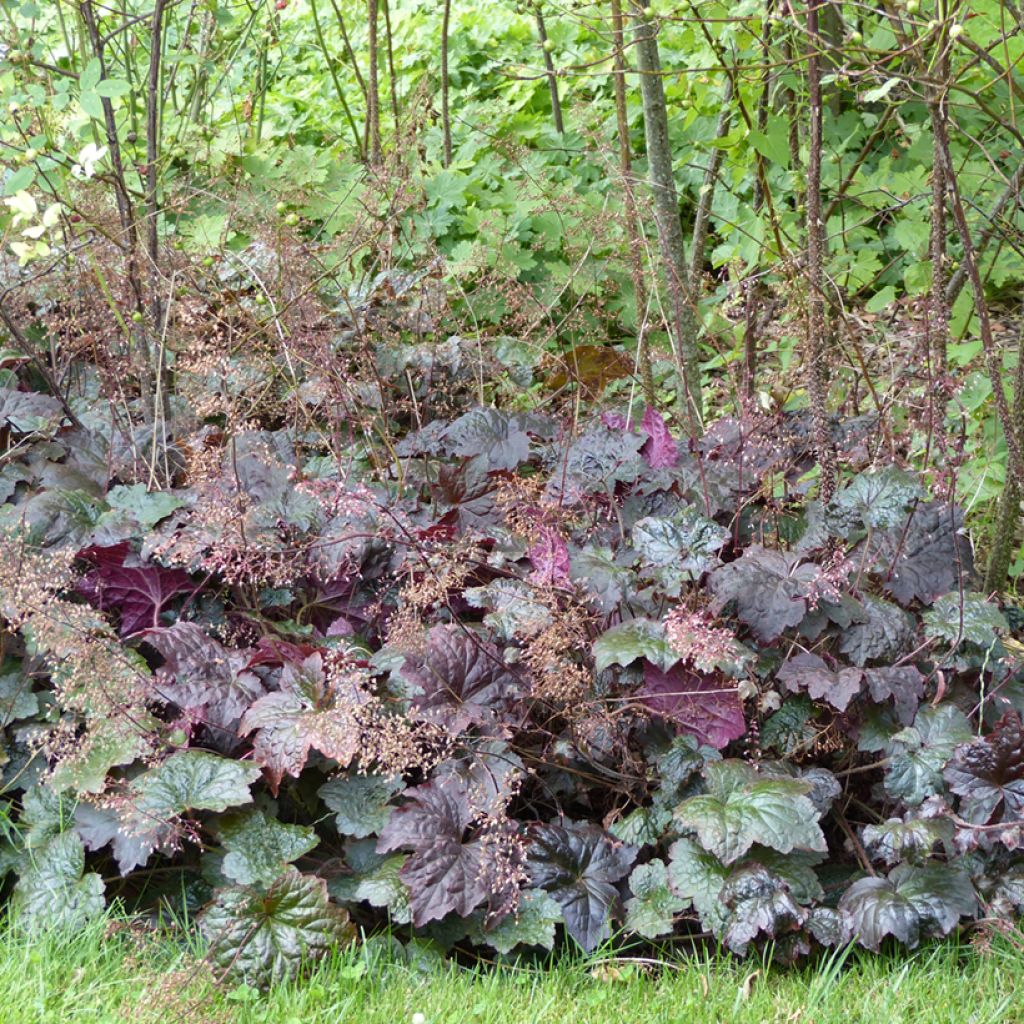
[411,1014,426,1024]
[72,142,107,180]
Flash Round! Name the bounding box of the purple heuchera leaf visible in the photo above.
[601,411,629,430]
[641,406,679,469]
[639,662,745,749]
[77,542,194,636]
[528,527,571,588]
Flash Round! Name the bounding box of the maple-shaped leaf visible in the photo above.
[862,816,954,865]
[923,592,1008,649]
[201,868,354,987]
[469,889,562,953]
[777,652,863,712]
[131,750,261,823]
[0,670,39,727]
[75,804,159,875]
[105,484,186,530]
[12,831,105,931]
[825,466,924,537]
[0,387,64,434]
[674,760,827,865]
[839,595,916,667]
[569,545,632,614]
[544,424,646,503]
[144,622,265,741]
[944,711,1024,825]
[464,579,553,641]
[871,503,973,607]
[528,527,571,588]
[376,776,500,926]
[884,704,972,806]
[625,858,687,938]
[593,618,677,673]
[719,863,805,954]
[77,542,193,636]
[319,772,404,838]
[398,626,522,736]
[527,822,637,952]
[709,547,837,643]
[640,406,679,469]
[240,653,368,794]
[632,508,729,595]
[445,408,531,471]
[666,836,729,933]
[639,662,745,750]
[839,863,976,951]
[217,810,319,888]
[864,665,925,725]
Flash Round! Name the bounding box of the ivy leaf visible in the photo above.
[640,406,679,469]
[624,858,687,938]
[469,890,561,953]
[632,509,729,595]
[218,810,319,888]
[319,773,403,838]
[944,711,1024,824]
[923,592,1008,649]
[593,619,677,673]
[666,836,729,933]
[609,805,673,846]
[884,704,972,806]
[720,863,805,954]
[240,653,367,794]
[12,831,105,930]
[839,596,916,667]
[709,547,835,643]
[527,822,637,952]
[839,863,976,951]
[445,408,531,471]
[77,542,193,636]
[761,696,818,756]
[639,663,745,750]
[398,625,523,736]
[133,750,261,819]
[777,652,863,712]
[200,868,354,987]
[674,760,827,864]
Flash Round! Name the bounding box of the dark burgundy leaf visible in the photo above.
[527,822,637,952]
[77,543,193,636]
[944,711,1024,825]
[777,652,863,712]
[639,662,746,750]
[399,625,523,735]
[864,665,925,724]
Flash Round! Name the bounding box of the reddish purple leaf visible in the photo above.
[528,527,571,588]
[601,411,629,430]
[639,662,745,749]
[77,543,194,636]
[641,407,679,469]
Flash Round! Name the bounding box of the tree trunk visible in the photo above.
[441,0,453,166]
[804,0,837,501]
[610,0,653,403]
[535,6,564,135]
[631,0,702,433]
[367,0,383,165]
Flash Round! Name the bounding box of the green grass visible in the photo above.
[2,915,1022,1024]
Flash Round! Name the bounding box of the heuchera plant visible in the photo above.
[2,387,1023,986]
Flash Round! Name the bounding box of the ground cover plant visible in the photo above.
[1,0,1024,994]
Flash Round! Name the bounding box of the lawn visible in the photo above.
[3,915,1021,1024]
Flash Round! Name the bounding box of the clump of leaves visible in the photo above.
[0,399,1020,982]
